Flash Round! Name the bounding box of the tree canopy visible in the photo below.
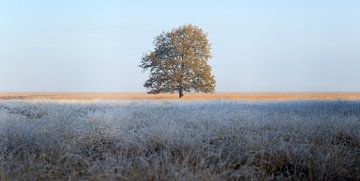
[140,24,215,98]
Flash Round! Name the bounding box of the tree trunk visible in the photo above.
[179,88,184,98]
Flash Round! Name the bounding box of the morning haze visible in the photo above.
[0,0,359,92]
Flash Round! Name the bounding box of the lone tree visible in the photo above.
[140,24,216,98]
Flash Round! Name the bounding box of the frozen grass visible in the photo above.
[0,100,359,180]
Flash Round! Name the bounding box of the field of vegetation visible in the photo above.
[0,99,359,180]
[1,92,360,101]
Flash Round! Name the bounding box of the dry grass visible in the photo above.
[1,92,360,101]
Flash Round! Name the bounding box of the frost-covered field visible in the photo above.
[0,100,359,180]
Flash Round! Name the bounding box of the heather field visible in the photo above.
[1,92,360,101]
[0,99,359,180]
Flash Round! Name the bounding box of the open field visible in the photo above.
[1,92,360,101]
[0,100,359,180]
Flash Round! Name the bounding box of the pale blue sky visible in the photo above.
[0,0,359,92]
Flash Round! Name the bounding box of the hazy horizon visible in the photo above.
[1,0,359,92]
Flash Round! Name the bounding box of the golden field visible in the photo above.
[1,92,360,101]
